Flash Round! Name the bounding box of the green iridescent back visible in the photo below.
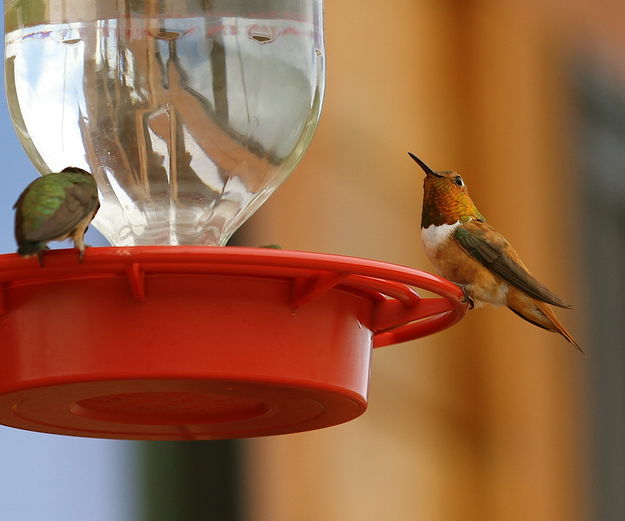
[14,168,99,249]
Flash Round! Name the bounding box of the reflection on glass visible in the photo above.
[5,0,325,245]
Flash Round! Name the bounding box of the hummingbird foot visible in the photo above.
[461,294,475,310]
[35,245,50,268]
[453,283,474,309]
[77,244,91,263]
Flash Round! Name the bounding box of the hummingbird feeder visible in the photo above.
[0,0,467,440]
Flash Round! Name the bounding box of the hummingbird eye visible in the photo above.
[454,175,464,187]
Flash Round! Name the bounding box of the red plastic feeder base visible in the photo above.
[0,247,466,440]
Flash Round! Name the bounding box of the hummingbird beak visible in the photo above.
[408,153,442,177]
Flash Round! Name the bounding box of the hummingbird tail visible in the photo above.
[507,291,583,354]
[17,241,45,257]
[536,301,584,354]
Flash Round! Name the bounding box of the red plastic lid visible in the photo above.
[0,247,466,440]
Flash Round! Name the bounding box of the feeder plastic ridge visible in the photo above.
[0,246,467,440]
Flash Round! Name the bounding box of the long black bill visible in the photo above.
[408,153,441,177]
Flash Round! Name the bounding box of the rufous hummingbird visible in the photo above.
[14,167,100,265]
[410,153,581,353]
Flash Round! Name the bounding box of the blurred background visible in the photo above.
[1,0,624,520]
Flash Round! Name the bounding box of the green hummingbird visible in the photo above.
[410,153,582,353]
[14,167,100,264]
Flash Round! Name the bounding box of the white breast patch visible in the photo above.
[420,222,460,261]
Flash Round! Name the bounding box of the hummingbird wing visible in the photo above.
[453,221,571,308]
[21,181,99,243]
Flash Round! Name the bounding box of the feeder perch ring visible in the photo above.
[0,247,467,440]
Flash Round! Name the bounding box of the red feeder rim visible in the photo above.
[0,247,466,440]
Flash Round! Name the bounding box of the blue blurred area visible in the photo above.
[0,20,134,521]
[0,429,138,521]
[0,106,33,251]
